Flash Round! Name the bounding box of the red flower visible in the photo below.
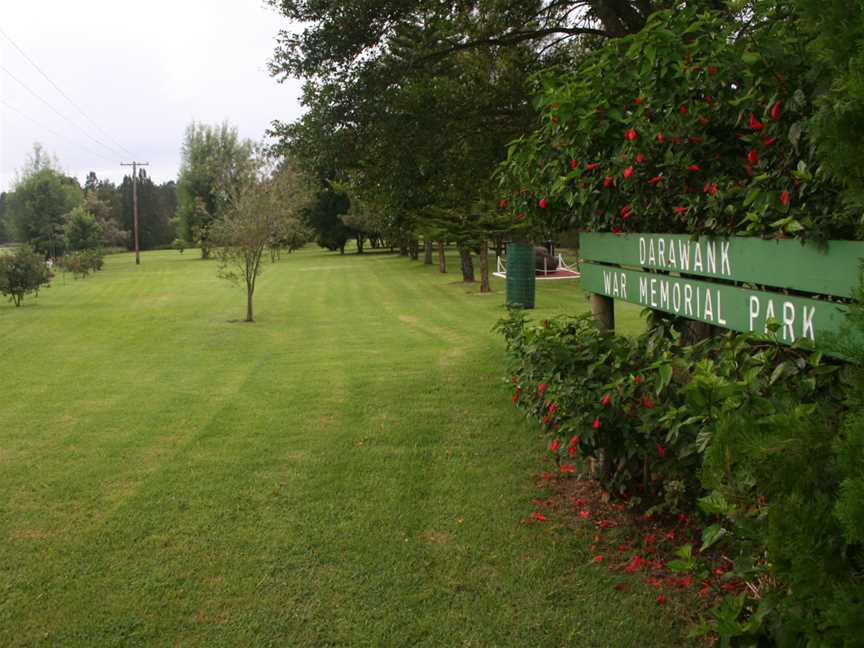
[567,446,576,457]
[644,533,656,545]
[542,416,550,425]
[679,104,687,114]
[498,198,507,209]
[547,402,558,414]
[593,417,601,429]
[704,183,718,196]
[611,227,622,235]
[634,375,641,384]
[749,113,764,130]
[655,132,665,143]
[679,574,694,588]
[579,510,591,519]
[531,511,546,522]
[763,136,776,146]
[687,164,701,172]
[570,159,579,169]
[656,595,667,605]
[538,383,547,394]
[619,205,631,217]
[625,128,638,141]
[648,175,662,185]
[656,443,666,458]
[603,176,614,188]
[585,162,599,171]
[708,65,717,75]
[569,435,580,447]
[642,395,655,409]
[593,555,604,562]
[516,213,525,221]
[560,464,575,474]
[747,149,759,164]
[780,190,790,207]
[635,152,645,164]
[671,137,681,146]
[623,166,634,179]
[541,471,552,481]
[538,198,548,209]
[634,97,643,105]
[770,101,782,120]
[549,439,559,452]
[688,136,701,144]
[704,95,714,105]
[511,393,519,403]
[624,555,643,573]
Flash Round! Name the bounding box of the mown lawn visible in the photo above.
[0,247,688,647]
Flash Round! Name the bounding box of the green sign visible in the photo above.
[581,233,864,298]
[581,263,848,343]
[580,233,862,344]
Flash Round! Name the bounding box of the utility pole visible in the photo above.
[121,161,149,265]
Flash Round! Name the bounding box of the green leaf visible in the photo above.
[701,524,728,551]
[698,492,736,516]
[742,50,761,64]
[657,364,673,393]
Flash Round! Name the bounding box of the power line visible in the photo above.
[0,27,136,158]
[0,97,118,165]
[0,64,127,159]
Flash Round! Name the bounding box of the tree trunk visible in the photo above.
[438,241,446,273]
[399,240,408,256]
[494,237,504,259]
[246,288,254,322]
[357,235,364,254]
[681,320,716,345]
[479,239,490,293]
[339,244,345,255]
[409,239,419,260]
[459,246,475,282]
[423,239,433,265]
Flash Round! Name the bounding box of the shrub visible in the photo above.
[59,249,104,279]
[0,245,53,307]
[498,306,862,644]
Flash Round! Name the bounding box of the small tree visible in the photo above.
[214,158,309,322]
[0,245,53,307]
[64,206,103,251]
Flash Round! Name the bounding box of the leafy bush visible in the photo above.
[64,206,103,251]
[0,245,53,307]
[59,249,104,279]
[498,307,862,644]
[498,5,857,241]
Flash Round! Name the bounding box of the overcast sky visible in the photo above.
[0,0,304,193]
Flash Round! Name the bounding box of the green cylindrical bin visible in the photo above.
[506,242,536,308]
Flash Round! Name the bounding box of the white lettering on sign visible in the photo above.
[603,270,628,299]
[636,236,734,278]
[746,295,817,341]
[596,267,822,343]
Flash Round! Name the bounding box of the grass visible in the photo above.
[0,247,689,647]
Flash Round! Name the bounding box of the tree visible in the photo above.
[5,144,81,257]
[0,193,9,244]
[214,157,310,322]
[64,206,103,251]
[0,245,53,307]
[119,171,177,250]
[176,122,254,258]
